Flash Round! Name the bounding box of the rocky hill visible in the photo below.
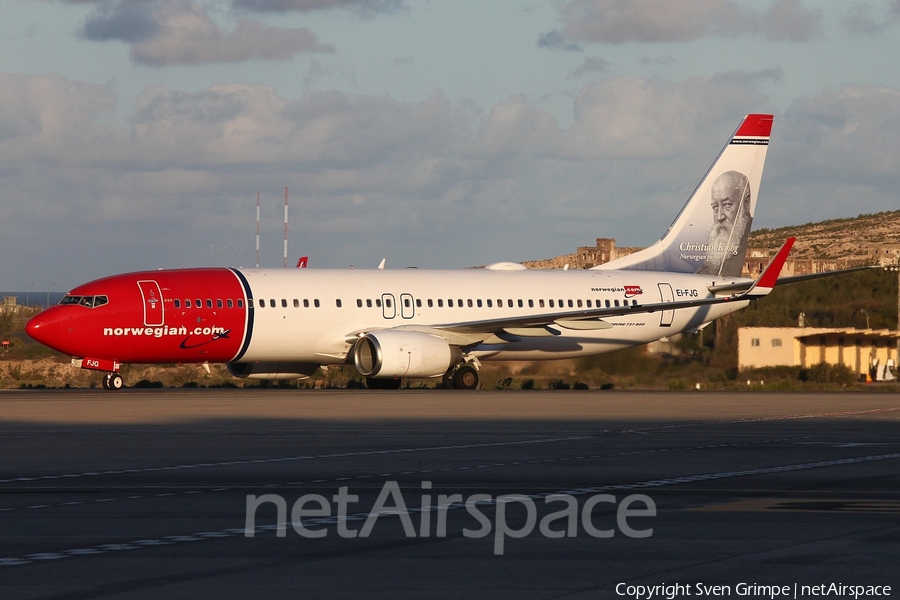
[748,210,900,262]
[525,210,900,269]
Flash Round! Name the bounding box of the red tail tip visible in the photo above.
[735,114,774,138]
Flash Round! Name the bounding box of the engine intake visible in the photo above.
[354,330,461,379]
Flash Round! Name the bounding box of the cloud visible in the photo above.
[842,1,900,35]
[546,0,822,45]
[81,1,160,42]
[536,30,583,52]
[231,0,406,17]
[77,0,334,65]
[567,56,610,80]
[3,69,899,287]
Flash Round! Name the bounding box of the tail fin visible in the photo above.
[597,114,773,277]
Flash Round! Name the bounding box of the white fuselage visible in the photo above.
[238,267,747,364]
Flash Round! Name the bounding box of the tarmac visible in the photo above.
[0,389,898,599]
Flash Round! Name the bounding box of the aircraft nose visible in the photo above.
[25,310,63,349]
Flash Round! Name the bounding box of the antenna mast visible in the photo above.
[255,191,260,269]
[283,187,289,268]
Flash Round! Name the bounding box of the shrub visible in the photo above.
[801,362,856,385]
[520,378,535,390]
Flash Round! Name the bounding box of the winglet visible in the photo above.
[745,237,794,297]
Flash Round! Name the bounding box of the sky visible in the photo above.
[2,0,900,291]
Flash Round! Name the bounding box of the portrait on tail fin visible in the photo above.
[696,170,753,277]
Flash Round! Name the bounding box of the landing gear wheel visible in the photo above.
[104,372,124,391]
[366,377,402,390]
[452,365,479,390]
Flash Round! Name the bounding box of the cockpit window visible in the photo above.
[59,295,108,308]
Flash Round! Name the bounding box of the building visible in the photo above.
[0,296,22,313]
[738,327,898,380]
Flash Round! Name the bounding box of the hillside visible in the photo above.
[749,210,900,261]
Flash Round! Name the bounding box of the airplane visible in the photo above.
[28,113,815,391]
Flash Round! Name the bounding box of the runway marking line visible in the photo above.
[0,438,803,514]
[694,498,900,513]
[2,451,899,570]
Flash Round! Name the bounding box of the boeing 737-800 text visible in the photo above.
[29,114,800,390]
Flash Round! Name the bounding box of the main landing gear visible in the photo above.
[442,364,479,390]
[101,372,124,391]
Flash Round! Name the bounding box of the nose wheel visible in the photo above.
[102,372,124,391]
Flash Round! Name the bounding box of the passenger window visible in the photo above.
[467,299,473,308]
[196,299,202,308]
[567,300,574,308]
[217,299,223,308]
[186,299,192,308]
[227,299,233,308]
[270,299,276,308]
[357,299,363,308]
[416,299,422,308]
[539,299,544,308]
[314,299,320,308]
[258,299,265,308]
[458,299,463,308]
[549,299,554,308]
[366,299,373,308]
[476,299,482,308]
[517,299,523,308]
[614,299,620,307]
[304,299,310,308]
[438,299,444,307]
[605,300,610,308]
[507,299,513,308]
[577,299,583,308]
[586,299,592,308]
[174,299,181,309]
[238,299,244,308]
[294,299,300,308]
[281,299,287,308]
[405,298,411,308]
[336,299,342,308]
[386,298,392,308]
[448,299,454,307]
[376,299,382,308]
[428,299,433,308]
[528,299,534,308]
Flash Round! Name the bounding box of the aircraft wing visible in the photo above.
[428,238,795,338]
[708,265,889,295]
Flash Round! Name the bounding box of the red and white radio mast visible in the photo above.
[283,187,289,268]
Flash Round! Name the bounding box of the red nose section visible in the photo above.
[26,309,63,351]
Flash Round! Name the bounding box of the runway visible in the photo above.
[0,389,898,599]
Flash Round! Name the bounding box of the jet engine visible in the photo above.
[353,330,461,379]
[227,362,320,380]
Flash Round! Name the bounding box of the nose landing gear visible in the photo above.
[101,372,124,391]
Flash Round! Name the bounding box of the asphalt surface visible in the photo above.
[0,389,898,599]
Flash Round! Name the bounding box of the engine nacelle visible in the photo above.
[353,330,461,379]
[227,362,320,380]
